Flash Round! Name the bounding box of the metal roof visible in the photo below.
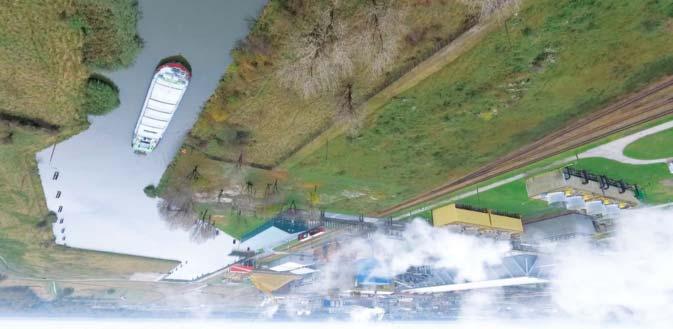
[397,253,552,294]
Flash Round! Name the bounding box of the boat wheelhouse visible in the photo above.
[132,62,190,154]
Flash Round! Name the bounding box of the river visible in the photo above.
[35,0,272,280]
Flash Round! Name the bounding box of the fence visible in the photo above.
[562,166,642,198]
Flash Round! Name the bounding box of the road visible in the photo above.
[579,119,673,164]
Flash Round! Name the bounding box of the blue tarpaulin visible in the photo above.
[355,258,392,286]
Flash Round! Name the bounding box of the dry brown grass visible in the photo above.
[187,0,474,167]
[0,0,88,126]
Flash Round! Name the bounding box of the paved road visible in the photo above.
[579,120,673,164]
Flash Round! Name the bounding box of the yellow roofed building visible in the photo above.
[431,204,523,234]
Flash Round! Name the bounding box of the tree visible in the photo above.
[83,76,120,115]
[353,0,407,76]
[460,0,521,47]
[143,184,158,198]
[61,287,74,297]
[190,219,217,243]
[278,3,352,98]
[158,182,196,231]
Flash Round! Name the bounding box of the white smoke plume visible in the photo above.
[348,305,385,322]
[316,206,673,327]
[318,219,512,292]
[550,207,673,326]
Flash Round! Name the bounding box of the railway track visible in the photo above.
[376,76,673,217]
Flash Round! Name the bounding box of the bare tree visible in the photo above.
[460,0,521,47]
[460,0,520,20]
[278,3,352,98]
[352,0,407,76]
[336,80,355,119]
[158,182,196,231]
[190,219,217,243]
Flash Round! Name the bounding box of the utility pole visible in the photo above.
[325,139,329,161]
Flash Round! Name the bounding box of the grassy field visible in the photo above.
[0,0,176,278]
[0,0,88,126]
[186,0,475,166]
[195,203,272,240]
[287,0,673,214]
[455,180,548,217]
[388,115,673,219]
[160,148,296,239]
[623,128,673,160]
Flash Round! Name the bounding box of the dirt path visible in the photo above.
[377,76,673,217]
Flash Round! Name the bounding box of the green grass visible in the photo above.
[195,203,270,240]
[455,180,549,217]
[389,115,673,218]
[143,184,157,198]
[571,157,673,204]
[289,0,673,214]
[623,128,673,160]
[187,0,474,165]
[74,0,142,69]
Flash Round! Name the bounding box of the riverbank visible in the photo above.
[0,0,175,278]
[34,0,268,281]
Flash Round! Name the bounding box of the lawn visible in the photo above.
[623,128,673,160]
[455,180,549,217]
[198,204,271,240]
[388,116,673,219]
[571,157,673,204]
[288,0,673,214]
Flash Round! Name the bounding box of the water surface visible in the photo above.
[36,0,269,280]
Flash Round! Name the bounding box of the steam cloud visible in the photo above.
[550,207,673,325]
[315,206,673,326]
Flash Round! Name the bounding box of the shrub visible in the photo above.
[83,77,120,115]
[74,0,143,69]
[61,287,74,297]
[143,184,158,198]
[44,211,58,223]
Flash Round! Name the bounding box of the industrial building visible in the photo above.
[396,253,550,294]
[431,203,523,235]
[519,213,597,245]
[352,258,394,295]
[526,167,641,213]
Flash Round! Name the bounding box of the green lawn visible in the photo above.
[455,180,549,217]
[572,157,673,204]
[289,0,673,214]
[388,115,673,218]
[194,202,275,240]
[623,128,673,160]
